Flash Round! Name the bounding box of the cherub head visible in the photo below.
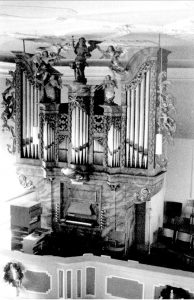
[42,50,49,58]
[107,45,115,53]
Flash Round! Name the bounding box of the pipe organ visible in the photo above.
[14,48,170,174]
[13,47,170,254]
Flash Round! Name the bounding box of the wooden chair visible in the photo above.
[176,231,192,249]
[161,228,175,245]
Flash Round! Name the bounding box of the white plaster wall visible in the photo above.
[165,138,194,215]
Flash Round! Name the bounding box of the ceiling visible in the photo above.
[0,1,194,62]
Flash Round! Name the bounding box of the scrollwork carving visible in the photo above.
[93,115,104,134]
[59,113,68,131]
[126,61,154,89]
[148,62,157,169]
[45,113,56,129]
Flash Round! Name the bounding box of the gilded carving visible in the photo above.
[45,113,56,129]
[126,61,154,89]
[1,70,16,154]
[148,62,157,169]
[15,64,22,155]
[89,89,94,147]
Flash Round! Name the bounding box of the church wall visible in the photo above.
[165,137,194,215]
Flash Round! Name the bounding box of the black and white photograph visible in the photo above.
[0,1,194,299]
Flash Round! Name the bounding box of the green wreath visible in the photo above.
[3,262,24,287]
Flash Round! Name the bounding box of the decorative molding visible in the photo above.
[126,61,154,89]
[22,269,52,294]
[105,275,144,299]
[148,62,157,170]
[15,63,22,156]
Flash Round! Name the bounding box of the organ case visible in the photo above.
[13,47,170,253]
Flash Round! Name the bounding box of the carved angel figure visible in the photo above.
[71,37,102,83]
[97,45,126,75]
[102,75,118,104]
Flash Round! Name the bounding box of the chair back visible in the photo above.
[163,228,174,239]
[176,231,192,247]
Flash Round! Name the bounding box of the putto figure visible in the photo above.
[97,45,127,76]
[70,36,101,84]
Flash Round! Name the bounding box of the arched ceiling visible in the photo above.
[0,1,194,62]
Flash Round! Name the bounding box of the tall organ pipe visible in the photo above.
[83,111,86,163]
[126,90,130,167]
[134,84,140,167]
[75,107,79,163]
[86,114,88,163]
[144,69,150,168]
[71,107,76,163]
[26,80,31,157]
[139,75,145,168]
[79,108,83,164]
[130,88,135,167]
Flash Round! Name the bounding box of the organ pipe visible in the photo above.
[22,72,40,159]
[71,106,89,165]
[108,123,121,167]
[126,90,130,167]
[144,69,150,168]
[125,68,150,169]
[139,75,145,168]
[130,88,135,167]
[134,84,140,167]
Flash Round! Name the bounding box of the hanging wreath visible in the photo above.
[3,262,24,288]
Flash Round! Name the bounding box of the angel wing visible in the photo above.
[87,40,102,53]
